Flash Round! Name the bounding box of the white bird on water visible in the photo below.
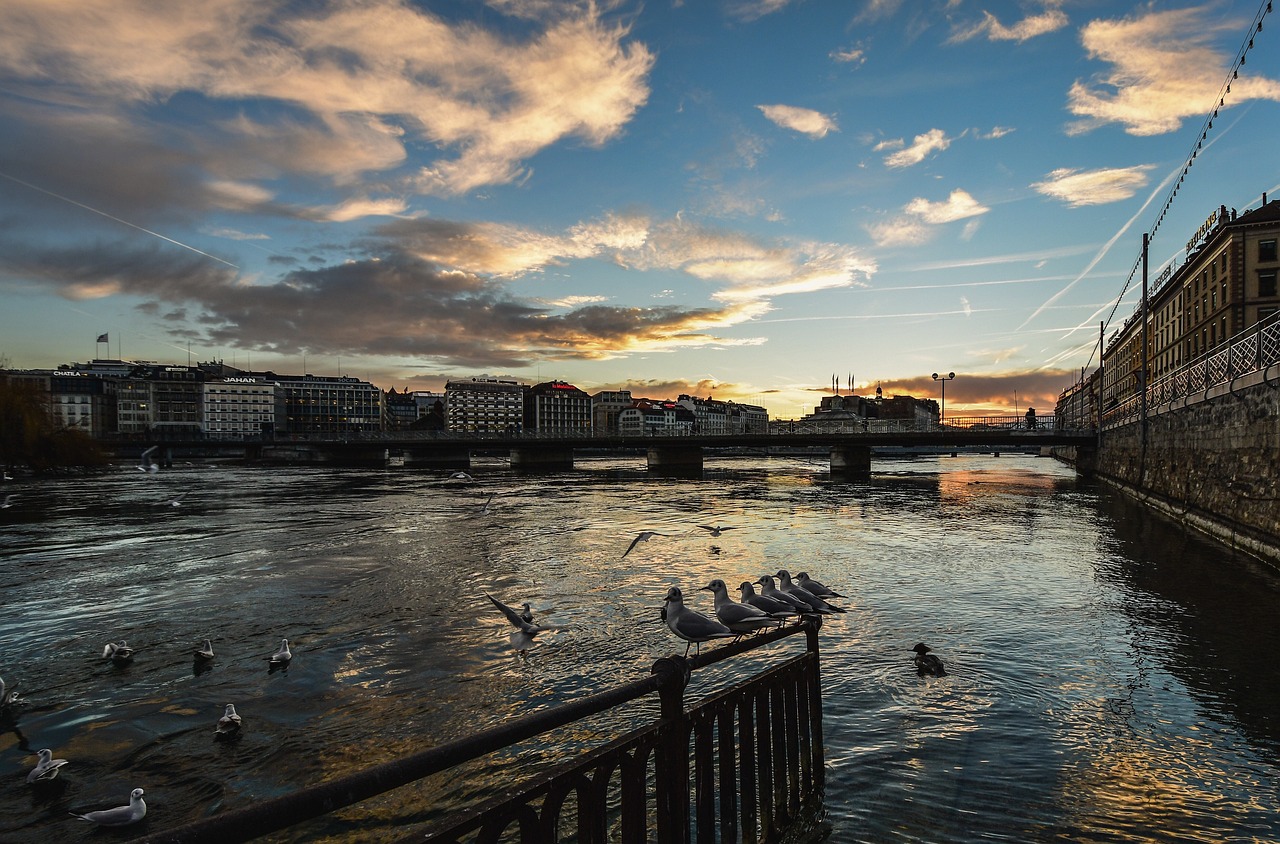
[486,593,552,652]
[26,748,69,783]
[215,703,243,737]
[622,531,663,559]
[1,493,15,509]
[193,639,215,661]
[103,640,135,665]
[701,579,783,637]
[69,787,147,826]
[266,638,292,666]
[0,675,21,709]
[662,586,734,657]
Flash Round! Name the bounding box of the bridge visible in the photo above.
[123,415,1096,477]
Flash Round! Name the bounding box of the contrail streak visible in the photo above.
[0,171,239,269]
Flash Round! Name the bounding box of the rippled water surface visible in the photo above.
[1,455,1278,842]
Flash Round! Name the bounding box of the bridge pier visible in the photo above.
[403,446,471,470]
[647,445,703,473]
[509,446,575,471]
[829,445,871,479]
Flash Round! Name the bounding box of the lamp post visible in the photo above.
[931,371,955,428]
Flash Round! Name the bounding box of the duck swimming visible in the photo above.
[912,643,946,676]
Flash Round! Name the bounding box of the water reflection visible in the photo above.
[0,456,1276,842]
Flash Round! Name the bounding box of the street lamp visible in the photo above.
[931,372,955,427]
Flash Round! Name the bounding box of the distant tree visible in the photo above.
[0,375,107,472]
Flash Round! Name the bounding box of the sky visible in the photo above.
[1,0,1277,419]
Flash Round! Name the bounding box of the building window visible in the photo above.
[1261,239,1278,262]
[1260,270,1278,298]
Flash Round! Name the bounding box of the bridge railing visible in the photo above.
[140,621,824,844]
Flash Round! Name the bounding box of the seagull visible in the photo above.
[622,531,663,559]
[662,586,734,657]
[447,470,474,483]
[161,492,187,508]
[26,748,70,784]
[478,493,495,515]
[137,446,159,473]
[776,570,845,614]
[795,571,846,599]
[697,524,737,538]
[103,640,136,665]
[215,703,242,738]
[0,675,21,709]
[486,593,550,652]
[266,638,292,666]
[912,643,946,676]
[193,639,215,661]
[755,575,815,615]
[1,494,15,508]
[69,788,147,826]
[701,579,783,637]
[3,471,14,480]
[737,581,799,620]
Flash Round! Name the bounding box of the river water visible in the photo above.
[1,454,1277,843]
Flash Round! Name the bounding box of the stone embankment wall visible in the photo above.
[1059,369,1280,567]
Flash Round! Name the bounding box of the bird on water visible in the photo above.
[912,642,946,676]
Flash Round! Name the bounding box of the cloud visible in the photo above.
[904,189,989,224]
[1067,5,1280,136]
[831,46,867,66]
[0,0,655,196]
[0,234,767,367]
[882,128,953,167]
[878,368,1080,411]
[725,0,795,22]
[867,189,989,247]
[1031,165,1155,207]
[756,105,838,138]
[951,3,1068,43]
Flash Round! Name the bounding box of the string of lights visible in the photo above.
[1083,0,1273,377]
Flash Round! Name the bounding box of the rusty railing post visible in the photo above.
[805,616,826,794]
[652,655,691,844]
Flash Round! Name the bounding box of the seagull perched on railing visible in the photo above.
[737,581,799,620]
[795,571,845,600]
[701,579,783,637]
[755,575,815,615]
[662,586,734,657]
[776,570,845,613]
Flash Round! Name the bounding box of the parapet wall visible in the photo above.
[1075,369,1280,567]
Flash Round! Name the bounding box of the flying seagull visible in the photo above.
[69,788,147,826]
[697,525,737,538]
[622,531,663,559]
[193,639,215,661]
[137,446,159,473]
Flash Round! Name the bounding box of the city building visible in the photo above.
[445,375,525,433]
[618,399,696,435]
[202,375,277,438]
[524,381,591,434]
[257,372,384,434]
[590,389,634,434]
[677,395,729,434]
[1100,194,1280,412]
[725,401,769,434]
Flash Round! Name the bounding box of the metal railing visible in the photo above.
[1101,311,1280,430]
[141,621,824,844]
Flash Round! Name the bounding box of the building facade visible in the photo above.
[202,376,277,438]
[524,381,591,434]
[445,376,525,433]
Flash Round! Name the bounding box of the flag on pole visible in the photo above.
[96,333,108,343]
